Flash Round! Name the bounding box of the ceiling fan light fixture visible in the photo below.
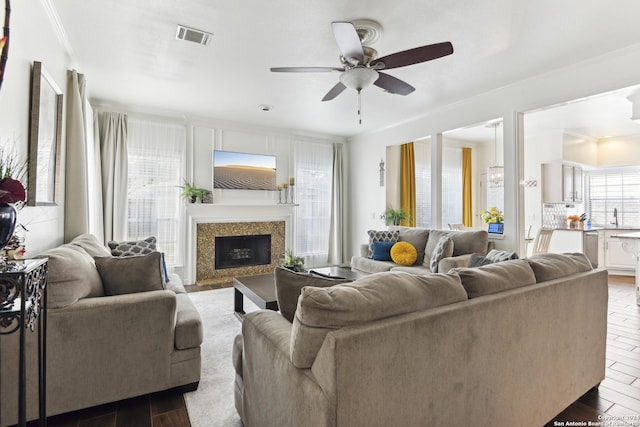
[487,122,504,188]
[339,67,379,91]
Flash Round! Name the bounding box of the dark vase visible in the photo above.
[0,203,17,249]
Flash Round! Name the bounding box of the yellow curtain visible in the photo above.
[400,142,416,227]
[462,147,473,226]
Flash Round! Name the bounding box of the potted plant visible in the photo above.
[178,179,209,203]
[380,208,412,226]
[282,248,305,272]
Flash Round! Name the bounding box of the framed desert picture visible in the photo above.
[213,150,276,190]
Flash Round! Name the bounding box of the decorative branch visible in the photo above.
[0,0,10,92]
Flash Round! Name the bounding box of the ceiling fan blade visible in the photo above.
[331,22,364,65]
[374,72,415,96]
[371,41,454,70]
[321,82,347,102]
[270,67,343,73]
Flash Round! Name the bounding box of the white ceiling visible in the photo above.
[51,0,640,138]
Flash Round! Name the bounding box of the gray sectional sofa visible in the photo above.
[0,234,202,426]
[234,253,608,427]
[351,226,491,274]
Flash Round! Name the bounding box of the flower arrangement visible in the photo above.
[0,146,26,205]
[0,145,27,260]
[480,206,504,224]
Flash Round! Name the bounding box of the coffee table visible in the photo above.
[309,266,369,281]
[233,273,278,320]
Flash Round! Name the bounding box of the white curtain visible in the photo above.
[414,139,432,228]
[294,140,333,268]
[95,112,128,243]
[126,117,186,267]
[327,143,345,265]
[64,70,91,242]
[87,105,105,241]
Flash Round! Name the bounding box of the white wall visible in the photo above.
[188,118,342,204]
[0,1,72,254]
[348,43,640,256]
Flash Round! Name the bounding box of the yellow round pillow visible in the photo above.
[390,241,417,266]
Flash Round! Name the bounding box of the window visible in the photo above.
[586,167,640,227]
[293,140,333,268]
[442,146,463,227]
[127,118,186,267]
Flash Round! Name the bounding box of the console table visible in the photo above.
[0,258,48,426]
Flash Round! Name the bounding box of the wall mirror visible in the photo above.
[28,61,63,206]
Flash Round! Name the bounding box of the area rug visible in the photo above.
[184,288,258,427]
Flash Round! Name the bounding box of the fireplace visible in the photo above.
[196,220,286,285]
[215,234,271,269]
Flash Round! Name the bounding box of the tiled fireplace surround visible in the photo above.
[184,204,296,285]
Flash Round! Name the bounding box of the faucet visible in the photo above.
[611,208,618,228]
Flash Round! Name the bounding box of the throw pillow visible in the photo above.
[422,230,450,268]
[95,252,165,296]
[452,259,536,299]
[467,253,493,268]
[430,236,454,273]
[524,253,593,283]
[390,241,418,266]
[372,241,395,261]
[69,234,112,258]
[485,249,519,263]
[36,244,105,308]
[367,230,400,258]
[274,267,351,323]
[388,226,430,264]
[108,236,170,283]
[108,236,157,256]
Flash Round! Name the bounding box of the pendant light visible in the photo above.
[487,122,503,188]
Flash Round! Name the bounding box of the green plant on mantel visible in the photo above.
[178,179,209,203]
[380,207,412,226]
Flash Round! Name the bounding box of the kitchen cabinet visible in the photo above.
[602,230,636,270]
[542,162,583,203]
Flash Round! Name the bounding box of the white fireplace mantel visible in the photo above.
[180,203,297,284]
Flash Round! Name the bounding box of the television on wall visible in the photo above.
[213,150,277,190]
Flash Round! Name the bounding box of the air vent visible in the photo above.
[176,25,212,46]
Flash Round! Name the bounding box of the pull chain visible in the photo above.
[358,89,362,125]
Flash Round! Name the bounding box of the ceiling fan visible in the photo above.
[270,20,454,123]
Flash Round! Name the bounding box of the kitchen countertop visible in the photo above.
[550,226,640,232]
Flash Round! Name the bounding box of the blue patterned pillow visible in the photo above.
[367,230,400,258]
[430,236,454,272]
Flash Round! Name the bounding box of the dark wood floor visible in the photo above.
[33,276,640,427]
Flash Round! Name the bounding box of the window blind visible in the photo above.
[586,167,640,227]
